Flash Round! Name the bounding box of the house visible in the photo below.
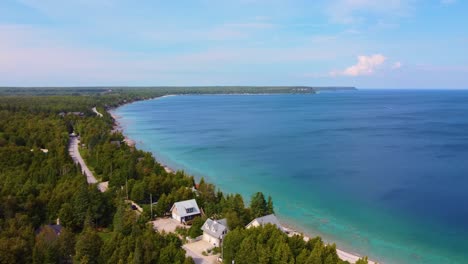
[246,214,287,233]
[35,218,63,238]
[36,224,63,236]
[170,199,201,224]
[201,218,228,247]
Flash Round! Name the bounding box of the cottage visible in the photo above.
[246,214,287,233]
[170,199,201,224]
[35,219,63,238]
[201,218,228,247]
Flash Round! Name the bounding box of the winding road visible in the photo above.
[69,135,108,192]
[92,107,103,117]
[69,136,97,184]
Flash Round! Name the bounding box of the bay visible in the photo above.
[115,90,468,264]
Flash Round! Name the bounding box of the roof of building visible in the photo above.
[49,224,63,235]
[35,224,63,236]
[171,199,200,218]
[247,214,285,231]
[201,218,228,238]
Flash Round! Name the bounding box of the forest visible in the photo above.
[0,87,366,264]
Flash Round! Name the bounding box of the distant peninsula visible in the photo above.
[0,86,357,96]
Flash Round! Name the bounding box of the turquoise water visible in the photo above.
[115,90,468,263]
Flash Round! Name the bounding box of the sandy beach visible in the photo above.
[281,222,376,264]
[108,109,136,147]
[108,96,178,148]
[110,97,376,264]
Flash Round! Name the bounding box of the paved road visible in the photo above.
[92,107,103,117]
[68,136,97,184]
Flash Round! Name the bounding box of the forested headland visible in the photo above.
[0,87,365,264]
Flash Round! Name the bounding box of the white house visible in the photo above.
[170,199,201,224]
[246,214,287,233]
[201,218,228,247]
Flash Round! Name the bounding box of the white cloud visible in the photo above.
[332,54,387,76]
[392,61,402,69]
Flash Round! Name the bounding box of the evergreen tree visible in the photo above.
[188,217,204,238]
[59,203,75,229]
[355,256,369,264]
[131,181,145,203]
[74,229,103,264]
[225,210,242,230]
[307,240,323,264]
[257,244,271,264]
[296,249,310,264]
[33,226,60,264]
[250,192,268,218]
[267,196,274,214]
[236,236,258,264]
[183,257,196,264]
[58,228,76,263]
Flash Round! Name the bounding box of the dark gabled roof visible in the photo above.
[35,224,63,236]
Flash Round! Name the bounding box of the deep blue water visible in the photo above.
[115,90,468,263]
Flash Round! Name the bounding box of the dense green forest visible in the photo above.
[0,87,366,264]
[223,224,369,264]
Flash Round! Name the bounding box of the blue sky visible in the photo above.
[1,0,467,88]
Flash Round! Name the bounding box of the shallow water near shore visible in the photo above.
[115,90,468,264]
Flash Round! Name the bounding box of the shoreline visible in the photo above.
[280,220,376,264]
[108,109,136,147]
[108,95,175,173]
[108,96,376,264]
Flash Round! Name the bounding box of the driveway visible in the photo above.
[151,218,185,233]
[183,240,219,264]
[98,181,108,192]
